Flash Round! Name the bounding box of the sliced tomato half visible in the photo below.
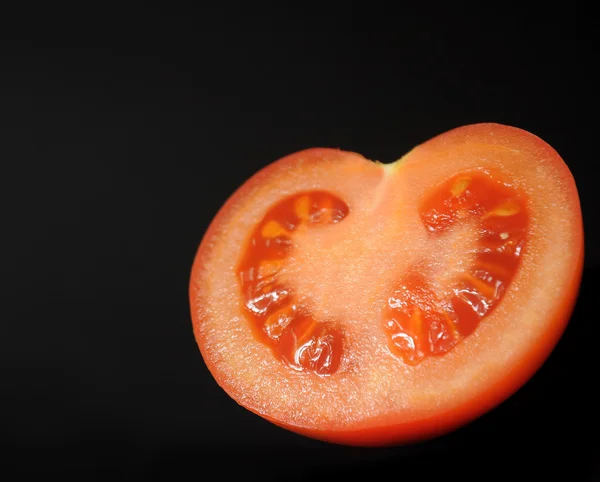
[189,123,583,446]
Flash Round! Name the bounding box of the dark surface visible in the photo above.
[1,4,595,481]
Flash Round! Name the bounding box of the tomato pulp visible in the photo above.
[189,123,583,446]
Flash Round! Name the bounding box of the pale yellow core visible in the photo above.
[411,308,422,334]
[294,196,311,222]
[261,220,289,238]
[484,200,521,218]
[451,177,471,197]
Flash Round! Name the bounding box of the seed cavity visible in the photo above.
[258,259,285,279]
[451,177,471,197]
[237,191,350,375]
[385,172,528,365]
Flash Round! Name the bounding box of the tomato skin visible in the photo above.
[190,124,583,447]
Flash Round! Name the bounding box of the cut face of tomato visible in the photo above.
[190,123,583,446]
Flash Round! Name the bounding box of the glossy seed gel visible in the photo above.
[237,191,349,375]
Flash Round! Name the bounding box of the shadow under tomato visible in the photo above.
[2,265,595,481]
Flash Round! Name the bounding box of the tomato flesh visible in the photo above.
[237,171,529,371]
[237,192,349,375]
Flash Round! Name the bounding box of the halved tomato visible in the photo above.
[189,123,583,446]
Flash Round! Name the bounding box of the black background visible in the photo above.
[1,3,595,480]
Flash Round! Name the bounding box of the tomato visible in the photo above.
[189,123,583,446]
